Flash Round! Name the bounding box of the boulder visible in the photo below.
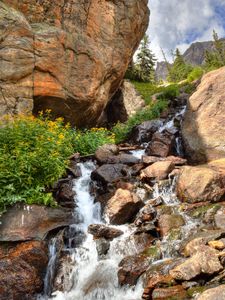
[151,285,187,300]
[182,67,225,162]
[140,161,175,181]
[177,164,225,203]
[146,131,175,157]
[0,204,74,241]
[214,207,225,230]
[91,164,126,184]
[95,144,119,164]
[142,155,187,166]
[158,214,185,237]
[105,80,145,124]
[54,178,76,208]
[88,224,123,240]
[0,1,149,126]
[118,254,150,286]
[0,241,48,300]
[196,285,225,300]
[104,188,144,225]
[95,238,110,258]
[129,119,164,144]
[170,246,223,281]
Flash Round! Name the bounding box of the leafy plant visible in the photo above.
[187,66,204,82]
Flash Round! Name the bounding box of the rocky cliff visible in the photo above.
[0,0,149,126]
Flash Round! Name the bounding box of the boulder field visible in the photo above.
[0,0,149,126]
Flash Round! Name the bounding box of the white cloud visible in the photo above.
[147,0,225,61]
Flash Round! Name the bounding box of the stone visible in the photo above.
[104,80,145,124]
[0,241,48,300]
[196,285,225,300]
[129,119,164,144]
[91,164,126,184]
[104,189,144,225]
[170,246,223,281]
[134,204,156,226]
[215,207,225,230]
[177,164,225,203]
[95,238,110,258]
[140,161,175,181]
[142,155,187,166]
[208,240,225,250]
[54,178,76,208]
[0,1,149,126]
[118,254,150,286]
[182,67,225,162]
[88,224,123,240]
[151,285,187,300]
[146,131,175,157]
[0,204,74,241]
[158,214,185,237]
[95,144,119,164]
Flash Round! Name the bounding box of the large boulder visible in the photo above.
[182,67,225,162]
[0,1,149,126]
[177,162,225,204]
[0,241,48,300]
[104,188,144,225]
[196,285,225,300]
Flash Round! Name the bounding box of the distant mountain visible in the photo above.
[155,39,225,81]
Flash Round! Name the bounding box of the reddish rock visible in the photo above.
[140,161,175,181]
[151,285,187,300]
[142,155,187,166]
[0,241,48,300]
[158,214,185,237]
[196,285,225,300]
[104,188,144,225]
[0,1,149,126]
[118,254,150,286]
[182,67,225,162]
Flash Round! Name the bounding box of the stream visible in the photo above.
[38,105,199,300]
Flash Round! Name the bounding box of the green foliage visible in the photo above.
[125,34,156,83]
[132,81,161,104]
[112,99,168,143]
[204,30,225,70]
[167,48,193,82]
[187,66,204,82]
[0,114,114,211]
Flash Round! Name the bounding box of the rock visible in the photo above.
[0,241,48,300]
[129,120,164,144]
[128,233,155,253]
[158,214,185,237]
[215,207,225,230]
[95,238,110,258]
[95,145,119,163]
[177,164,225,203]
[54,178,76,208]
[118,254,150,286]
[146,131,175,157]
[182,67,225,162]
[170,246,223,281]
[134,204,156,226]
[196,285,225,300]
[104,189,144,225]
[88,224,123,240]
[142,155,187,166]
[140,161,175,181]
[67,161,82,178]
[105,80,145,124]
[151,285,187,300]
[91,164,126,184]
[0,1,149,126]
[0,204,74,241]
[208,240,225,250]
[182,230,225,257]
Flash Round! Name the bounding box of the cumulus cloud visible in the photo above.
[147,0,225,61]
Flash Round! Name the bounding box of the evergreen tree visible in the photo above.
[167,48,193,82]
[205,30,225,70]
[135,34,156,82]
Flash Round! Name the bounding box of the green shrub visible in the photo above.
[0,114,115,211]
[112,99,168,143]
[187,67,204,82]
[157,84,179,100]
[132,81,160,105]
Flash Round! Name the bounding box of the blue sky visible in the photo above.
[147,0,225,61]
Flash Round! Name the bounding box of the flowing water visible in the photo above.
[39,104,198,300]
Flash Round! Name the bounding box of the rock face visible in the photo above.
[104,80,145,124]
[0,1,149,126]
[182,67,225,162]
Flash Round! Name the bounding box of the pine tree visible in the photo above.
[135,34,156,82]
[205,30,225,69]
[167,48,193,82]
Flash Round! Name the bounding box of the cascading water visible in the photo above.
[40,104,199,300]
